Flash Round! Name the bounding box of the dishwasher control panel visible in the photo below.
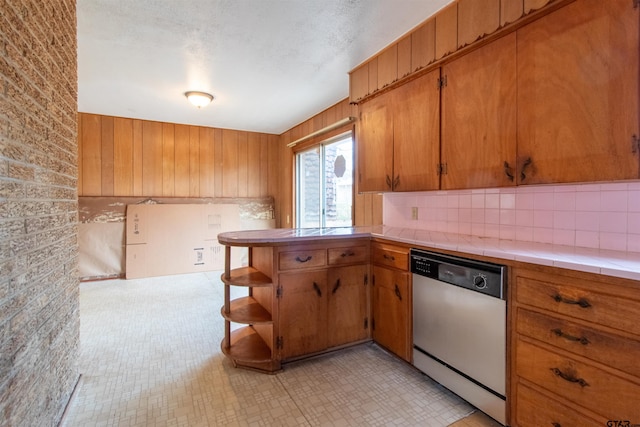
[410,249,506,299]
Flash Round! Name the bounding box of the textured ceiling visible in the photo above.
[77,0,453,134]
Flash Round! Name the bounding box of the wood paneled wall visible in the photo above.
[78,113,279,200]
[79,98,382,229]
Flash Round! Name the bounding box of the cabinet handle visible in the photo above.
[550,367,589,388]
[503,161,514,182]
[552,293,591,308]
[552,423,562,427]
[551,328,590,345]
[386,175,392,189]
[340,250,355,258]
[393,175,400,189]
[332,279,341,294]
[394,284,402,301]
[383,254,396,261]
[313,282,322,297]
[520,157,532,182]
[295,255,312,263]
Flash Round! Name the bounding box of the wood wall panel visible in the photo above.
[237,131,249,198]
[199,127,215,197]
[132,119,143,196]
[213,128,223,197]
[189,126,200,197]
[78,113,277,201]
[162,123,175,197]
[81,114,101,195]
[222,129,239,198]
[101,116,114,196]
[435,2,458,59]
[142,121,163,197]
[501,0,524,25]
[113,117,133,196]
[174,124,190,197]
[77,113,83,196]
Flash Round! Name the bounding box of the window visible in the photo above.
[295,134,353,228]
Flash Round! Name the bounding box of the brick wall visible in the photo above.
[0,1,79,426]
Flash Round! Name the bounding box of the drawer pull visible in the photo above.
[295,255,313,263]
[332,279,341,294]
[550,367,589,387]
[383,254,396,261]
[312,282,322,297]
[341,250,355,257]
[395,284,402,301]
[552,423,561,427]
[551,328,590,345]
[552,293,591,308]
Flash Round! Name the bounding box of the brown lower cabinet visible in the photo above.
[371,242,412,362]
[278,264,369,360]
[510,265,640,425]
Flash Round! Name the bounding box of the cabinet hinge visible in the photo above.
[632,134,639,153]
[437,163,448,175]
[364,274,368,286]
[371,275,375,286]
[364,317,368,329]
[276,286,283,298]
[371,318,375,331]
[276,336,283,349]
[634,0,639,8]
[437,75,447,89]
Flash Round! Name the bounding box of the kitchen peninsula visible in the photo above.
[219,226,640,425]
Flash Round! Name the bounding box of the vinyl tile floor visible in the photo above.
[61,271,499,427]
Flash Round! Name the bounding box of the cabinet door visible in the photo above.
[356,93,394,192]
[392,70,441,192]
[372,266,411,361]
[278,271,327,359]
[327,265,368,348]
[441,32,517,190]
[517,0,639,184]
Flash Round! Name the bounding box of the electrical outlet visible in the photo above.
[411,207,418,220]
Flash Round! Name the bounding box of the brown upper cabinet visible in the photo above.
[357,70,441,193]
[516,0,639,184]
[441,33,517,190]
[354,0,639,191]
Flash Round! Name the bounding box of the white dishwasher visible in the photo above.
[411,249,507,425]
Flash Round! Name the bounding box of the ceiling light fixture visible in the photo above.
[185,91,214,108]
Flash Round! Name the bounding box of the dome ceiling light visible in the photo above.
[185,91,214,108]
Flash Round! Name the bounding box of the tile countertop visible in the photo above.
[218,226,640,282]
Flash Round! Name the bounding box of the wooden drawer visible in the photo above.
[515,339,640,421]
[517,308,640,378]
[372,245,408,270]
[278,249,326,271]
[327,245,369,265]
[516,383,605,427]
[515,275,640,336]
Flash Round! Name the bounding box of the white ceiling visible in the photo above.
[77,0,452,134]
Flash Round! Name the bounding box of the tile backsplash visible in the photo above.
[383,181,640,253]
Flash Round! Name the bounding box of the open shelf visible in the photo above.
[221,326,272,363]
[221,266,272,287]
[221,296,272,324]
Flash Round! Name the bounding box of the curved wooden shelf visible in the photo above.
[221,326,272,363]
[221,267,272,287]
[221,296,272,324]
